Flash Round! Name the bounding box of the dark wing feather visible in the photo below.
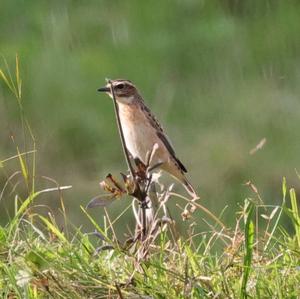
[140,102,187,173]
[156,131,187,173]
[140,102,164,132]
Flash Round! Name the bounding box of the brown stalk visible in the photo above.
[108,80,147,239]
[108,80,135,178]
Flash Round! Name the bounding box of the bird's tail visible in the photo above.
[182,178,199,199]
[161,163,199,199]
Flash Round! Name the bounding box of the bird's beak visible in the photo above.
[97,86,111,92]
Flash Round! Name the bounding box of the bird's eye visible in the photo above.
[117,84,124,89]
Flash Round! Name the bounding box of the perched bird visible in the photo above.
[98,79,197,198]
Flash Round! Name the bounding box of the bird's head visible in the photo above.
[98,79,138,104]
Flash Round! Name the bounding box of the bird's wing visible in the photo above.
[140,101,164,133]
[140,102,187,173]
[156,131,187,173]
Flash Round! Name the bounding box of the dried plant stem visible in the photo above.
[108,80,135,178]
[169,192,226,229]
[108,80,147,238]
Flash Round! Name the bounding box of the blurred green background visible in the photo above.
[1,0,300,232]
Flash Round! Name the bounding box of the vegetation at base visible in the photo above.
[0,58,300,298]
[0,177,300,298]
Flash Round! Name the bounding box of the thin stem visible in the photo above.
[108,80,147,238]
[108,80,135,178]
[169,192,226,229]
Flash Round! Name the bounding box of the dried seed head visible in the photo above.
[181,209,191,221]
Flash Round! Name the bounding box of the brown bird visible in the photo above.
[98,79,197,198]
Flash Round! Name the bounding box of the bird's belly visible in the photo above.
[122,122,157,164]
[118,103,166,165]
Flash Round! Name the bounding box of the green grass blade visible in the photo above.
[16,146,29,184]
[80,206,111,244]
[39,215,67,243]
[290,188,300,247]
[264,177,287,251]
[8,191,40,238]
[15,54,22,99]
[240,200,255,299]
[0,69,13,92]
[0,56,18,97]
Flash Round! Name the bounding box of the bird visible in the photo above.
[98,79,198,198]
